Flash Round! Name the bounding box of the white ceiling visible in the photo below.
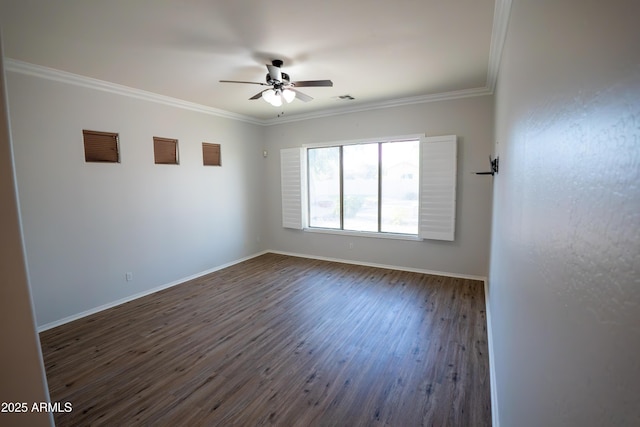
[0,0,502,122]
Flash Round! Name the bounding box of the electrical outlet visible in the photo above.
[348,242,354,250]
[125,272,133,282]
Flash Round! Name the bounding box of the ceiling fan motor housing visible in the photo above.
[266,72,290,85]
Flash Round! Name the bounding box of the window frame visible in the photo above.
[304,134,424,239]
[281,134,457,242]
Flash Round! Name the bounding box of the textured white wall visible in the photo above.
[0,38,52,427]
[489,0,640,425]
[263,96,494,277]
[7,72,265,327]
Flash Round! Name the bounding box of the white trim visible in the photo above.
[33,241,495,413]
[304,227,421,241]
[486,0,513,92]
[280,147,306,230]
[1,41,55,423]
[419,135,457,241]
[263,87,492,126]
[4,58,264,126]
[4,59,494,127]
[36,248,485,332]
[484,3,508,411]
[34,247,494,422]
[303,135,424,236]
[268,250,487,282]
[302,133,425,148]
[484,277,500,427]
[264,0,513,126]
[37,251,269,332]
[2,3,512,128]
[270,248,496,419]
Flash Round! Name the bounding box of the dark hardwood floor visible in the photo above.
[40,253,491,426]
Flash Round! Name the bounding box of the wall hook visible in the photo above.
[475,155,499,176]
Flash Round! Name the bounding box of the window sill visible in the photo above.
[304,227,421,241]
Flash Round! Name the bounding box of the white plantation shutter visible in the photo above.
[280,147,306,229]
[419,135,457,241]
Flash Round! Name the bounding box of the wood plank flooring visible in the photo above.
[40,253,491,426]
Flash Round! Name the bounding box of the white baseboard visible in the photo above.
[37,250,269,332]
[36,248,497,422]
[484,278,500,427]
[38,248,488,329]
[268,249,487,282]
[271,249,496,423]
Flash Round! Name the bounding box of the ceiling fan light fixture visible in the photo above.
[282,88,296,103]
[262,89,276,103]
[261,88,283,106]
[271,90,283,107]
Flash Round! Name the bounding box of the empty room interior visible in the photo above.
[1,0,638,426]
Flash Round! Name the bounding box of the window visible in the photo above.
[202,143,221,166]
[308,140,420,234]
[281,135,457,241]
[153,137,179,164]
[83,129,119,163]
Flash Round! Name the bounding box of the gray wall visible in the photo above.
[0,39,52,427]
[7,71,266,328]
[6,65,494,329]
[489,0,640,425]
[263,96,494,277]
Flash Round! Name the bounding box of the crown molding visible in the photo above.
[5,58,493,127]
[4,0,512,128]
[261,86,493,126]
[266,0,513,126]
[3,58,264,126]
[486,0,513,92]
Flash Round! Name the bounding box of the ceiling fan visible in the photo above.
[220,59,333,107]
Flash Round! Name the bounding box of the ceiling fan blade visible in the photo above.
[220,80,268,85]
[266,64,282,82]
[291,80,333,87]
[291,89,313,102]
[249,89,269,100]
